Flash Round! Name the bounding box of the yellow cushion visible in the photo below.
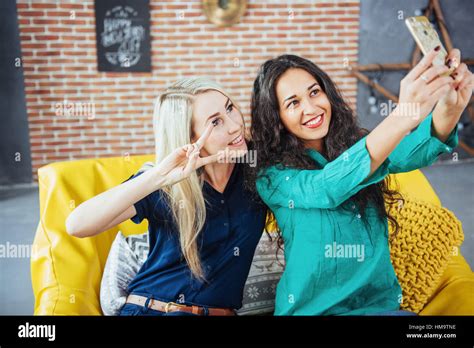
[388,171,474,315]
[32,155,154,315]
[31,156,473,315]
[387,198,464,313]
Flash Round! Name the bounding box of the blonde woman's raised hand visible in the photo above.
[153,122,221,186]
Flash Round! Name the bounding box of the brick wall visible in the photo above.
[17,0,360,182]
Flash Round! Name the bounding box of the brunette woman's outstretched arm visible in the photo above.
[364,47,454,178]
[374,48,471,174]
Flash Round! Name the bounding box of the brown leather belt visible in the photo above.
[126,294,236,316]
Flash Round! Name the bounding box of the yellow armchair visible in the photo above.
[31,155,474,315]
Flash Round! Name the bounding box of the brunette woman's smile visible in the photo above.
[302,112,324,129]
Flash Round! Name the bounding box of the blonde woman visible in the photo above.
[66,77,266,316]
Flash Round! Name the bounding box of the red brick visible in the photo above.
[19,11,45,17]
[21,27,45,33]
[58,4,85,10]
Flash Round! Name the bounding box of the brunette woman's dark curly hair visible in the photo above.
[245,54,404,256]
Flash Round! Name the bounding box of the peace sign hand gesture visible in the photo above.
[154,123,221,187]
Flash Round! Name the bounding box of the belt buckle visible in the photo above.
[164,301,186,313]
[146,298,155,309]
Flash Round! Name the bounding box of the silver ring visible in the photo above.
[420,74,429,82]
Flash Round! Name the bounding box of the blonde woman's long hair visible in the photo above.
[138,77,241,282]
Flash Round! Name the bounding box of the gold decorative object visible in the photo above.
[202,0,247,27]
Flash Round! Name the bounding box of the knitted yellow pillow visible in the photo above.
[386,197,464,313]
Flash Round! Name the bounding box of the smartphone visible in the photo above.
[405,16,455,76]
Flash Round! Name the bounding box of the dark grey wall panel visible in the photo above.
[0,0,32,185]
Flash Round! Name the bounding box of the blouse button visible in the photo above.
[351,204,356,210]
[356,213,361,219]
[445,146,451,151]
[285,176,289,181]
[221,200,225,204]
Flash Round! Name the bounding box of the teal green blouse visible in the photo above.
[256,112,458,315]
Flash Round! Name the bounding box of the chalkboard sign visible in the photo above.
[94,0,151,72]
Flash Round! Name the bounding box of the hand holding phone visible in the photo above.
[396,47,453,126]
[405,16,457,76]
